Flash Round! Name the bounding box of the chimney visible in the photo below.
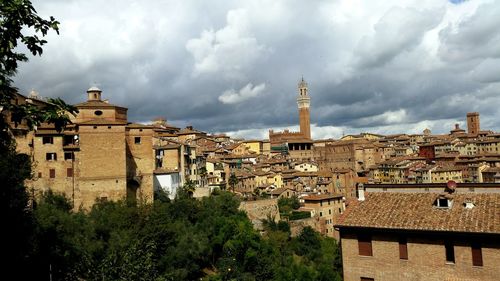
[455,124,460,130]
[357,183,365,201]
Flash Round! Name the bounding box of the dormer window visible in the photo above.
[435,196,453,208]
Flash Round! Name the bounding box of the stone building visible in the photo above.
[302,193,344,238]
[467,112,480,136]
[335,190,500,281]
[17,87,166,209]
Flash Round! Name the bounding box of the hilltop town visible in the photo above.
[6,79,500,280]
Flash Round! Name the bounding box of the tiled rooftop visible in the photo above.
[336,192,500,234]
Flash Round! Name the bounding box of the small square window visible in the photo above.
[42,136,54,144]
[46,153,57,161]
[64,152,74,160]
[134,137,141,144]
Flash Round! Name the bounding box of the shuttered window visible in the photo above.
[49,169,55,178]
[399,237,408,260]
[445,241,455,263]
[67,168,73,177]
[358,234,372,256]
[471,243,483,266]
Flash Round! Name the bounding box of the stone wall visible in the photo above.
[239,199,280,231]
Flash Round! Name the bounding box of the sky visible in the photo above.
[14,0,500,140]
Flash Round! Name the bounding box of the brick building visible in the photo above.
[335,190,500,281]
[269,78,312,157]
[14,87,182,209]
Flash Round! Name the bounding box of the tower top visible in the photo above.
[87,86,102,101]
[298,77,309,98]
[298,77,308,89]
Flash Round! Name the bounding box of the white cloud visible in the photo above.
[186,9,268,79]
[218,83,266,104]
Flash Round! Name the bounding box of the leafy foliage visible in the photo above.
[278,195,300,212]
[21,191,343,280]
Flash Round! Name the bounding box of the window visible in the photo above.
[471,243,483,266]
[319,212,323,217]
[361,277,374,281]
[67,168,73,177]
[42,136,54,144]
[49,169,55,178]
[134,137,141,144]
[399,237,408,260]
[46,153,57,161]
[329,209,332,215]
[38,172,42,178]
[358,234,373,256]
[445,241,455,263]
[94,110,103,116]
[64,152,74,160]
[436,197,451,208]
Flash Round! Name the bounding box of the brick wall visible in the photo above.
[340,230,500,281]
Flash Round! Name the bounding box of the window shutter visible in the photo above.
[358,235,373,256]
[399,238,408,260]
[471,244,483,266]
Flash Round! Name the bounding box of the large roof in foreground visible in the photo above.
[336,192,500,235]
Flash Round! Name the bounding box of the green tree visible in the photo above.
[278,195,300,214]
[199,166,207,187]
[228,172,238,193]
[0,1,77,278]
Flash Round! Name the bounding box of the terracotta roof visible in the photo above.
[77,119,127,125]
[483,167,500,173]
[303,193,343,201]
[127,123,154,129]
[336,192,500,234]
[75,100,126,109]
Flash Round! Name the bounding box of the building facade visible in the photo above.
[336,190,500,281]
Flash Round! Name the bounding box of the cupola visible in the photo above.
[87,86,102,101]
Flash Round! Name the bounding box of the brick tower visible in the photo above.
[466,112,480,136]
[297,78,311,139]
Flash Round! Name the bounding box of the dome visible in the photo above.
[87,86,102,92]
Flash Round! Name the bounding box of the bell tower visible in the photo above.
[297,77,311,139]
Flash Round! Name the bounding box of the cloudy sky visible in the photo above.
[14,0,500,139]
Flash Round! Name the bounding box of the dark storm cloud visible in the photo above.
[13,0,500,138]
